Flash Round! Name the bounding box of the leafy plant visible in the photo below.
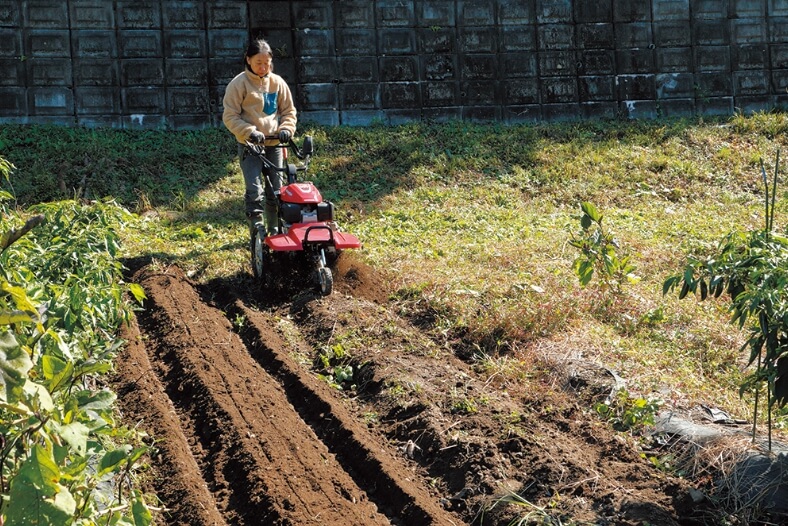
[664,152,786,449]
[594,388,662,433]
[316,343,354,390]
[569,202,638,294]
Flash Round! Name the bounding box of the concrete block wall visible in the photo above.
[0,0,786,128]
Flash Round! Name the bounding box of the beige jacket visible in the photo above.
[222,69,297,145]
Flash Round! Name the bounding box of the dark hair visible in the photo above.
[245,39,273,72]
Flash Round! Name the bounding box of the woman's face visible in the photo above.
[246,53,272,77]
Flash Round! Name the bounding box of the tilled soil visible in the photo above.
[113,256,699,526]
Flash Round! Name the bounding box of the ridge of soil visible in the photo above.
[113,256,704,525]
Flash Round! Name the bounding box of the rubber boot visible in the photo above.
[264,203,279,236]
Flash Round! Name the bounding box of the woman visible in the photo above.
[222,39,297,234]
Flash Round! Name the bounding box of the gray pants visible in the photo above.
[239,144,283,233]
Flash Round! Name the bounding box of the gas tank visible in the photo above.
[280,182,322,204]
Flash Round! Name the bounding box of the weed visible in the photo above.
[594,388,662,433]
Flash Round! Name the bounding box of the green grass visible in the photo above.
[2,113,788,423]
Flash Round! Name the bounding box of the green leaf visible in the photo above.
[57,421,90,456]
[132,494,153,526]
[76,389,117,411]
[580,202,601,222]
[0,331,33,403]
[23,381,55,412]
[42,354,74,393]
[128,283,147,304]
[98,445,132,477]
[0,309,32,325]
[5,444,76,525]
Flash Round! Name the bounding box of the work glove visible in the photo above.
[248,130,264,144]
[278,129,292,144]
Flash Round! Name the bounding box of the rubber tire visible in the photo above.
[318,267,333,296]
[250,224,269,282]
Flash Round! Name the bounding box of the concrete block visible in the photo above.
[693,20,730,45]
[168,87,210,114]
[29,87,73,115]
[28,58,72,86]
[574,1,613,23]
[208,31,247,58]
[335,29,375,55]
[656,47,693,71]
[658,98,695,116]
[421,81,460,106]
[340,110,384,126]
[576,23,615,49]
[117,2,161,29]
[656,72,694,97]
[499,25,536,51]
[652,0,690,20]
[162,1,205,29]
[579,75,616,101]
[770,17,788,42]
[276,57,297,82]
[339,57,378,81]
[264,31,294,59]
[298,83,338,110]
[695,72,733,96]
[422,106,462,121]
[503,104,541,123]
[24,1,68,28]
[501,53,538,77]
[70,1,114,29]
[503,78,539,104]
[732,44,768,69]
[654,20,691,46]
[615,22,653,47]
[25,30,70,57]
[377,0,416,27]
[381,82,420,108]
[460,0,497,25]
[121,59,165,86]
[581,101,619,118]
[617,74,657,100]
[690,0,729,18]
[166,59,208,86]
[379,28,416,54]
[772,44,788,67]
[336,1,375,28]
[297,57,338,83]
[538,24,574,50]
[731,0,765,17]
[617,49,656,74]
[0,2,20,27]
[249,2,290,29]
[461,54,498,80]
[461,26,497,53]
[338,83,378,109]
[731,18,767,44]
[296,29,336,57]
[422,54,457,80]
[771,69,788,92]
[536,0,573,23]
[380,55,419,82]
[165,31,207,59]
[418,1,456,26]
[385,108,422,125]
[694,46,731,71]
[78,115,121,128]
[419,28,456,53]
[293,2,333,29]
[72,30,116,58]
[734,70,769,94]
[614,0,653,22]
[207,2,246,29]
[696,96,734,115]
[499,0,536,24]
[620,99,658,119]
[75,87,119,114]
[778,93,788,110]
[579,49,616,74]
[542,103,582,121]
[298,110,340,126]
[541,76,578,103]
[736,95,775,113]
[123,87,165,113]
[462,106,501,122]
[74,59,119,86]
[461,80,498,104]
[771,0,788,15]
[123,113,167,129]
[0,59,23,86]
[538,50,577,76]
[209,58,239,87]
[120,31,163,58]
[171,114,211,128]
[0,28,21,57]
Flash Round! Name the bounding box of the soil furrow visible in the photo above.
[126,266,391,525]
